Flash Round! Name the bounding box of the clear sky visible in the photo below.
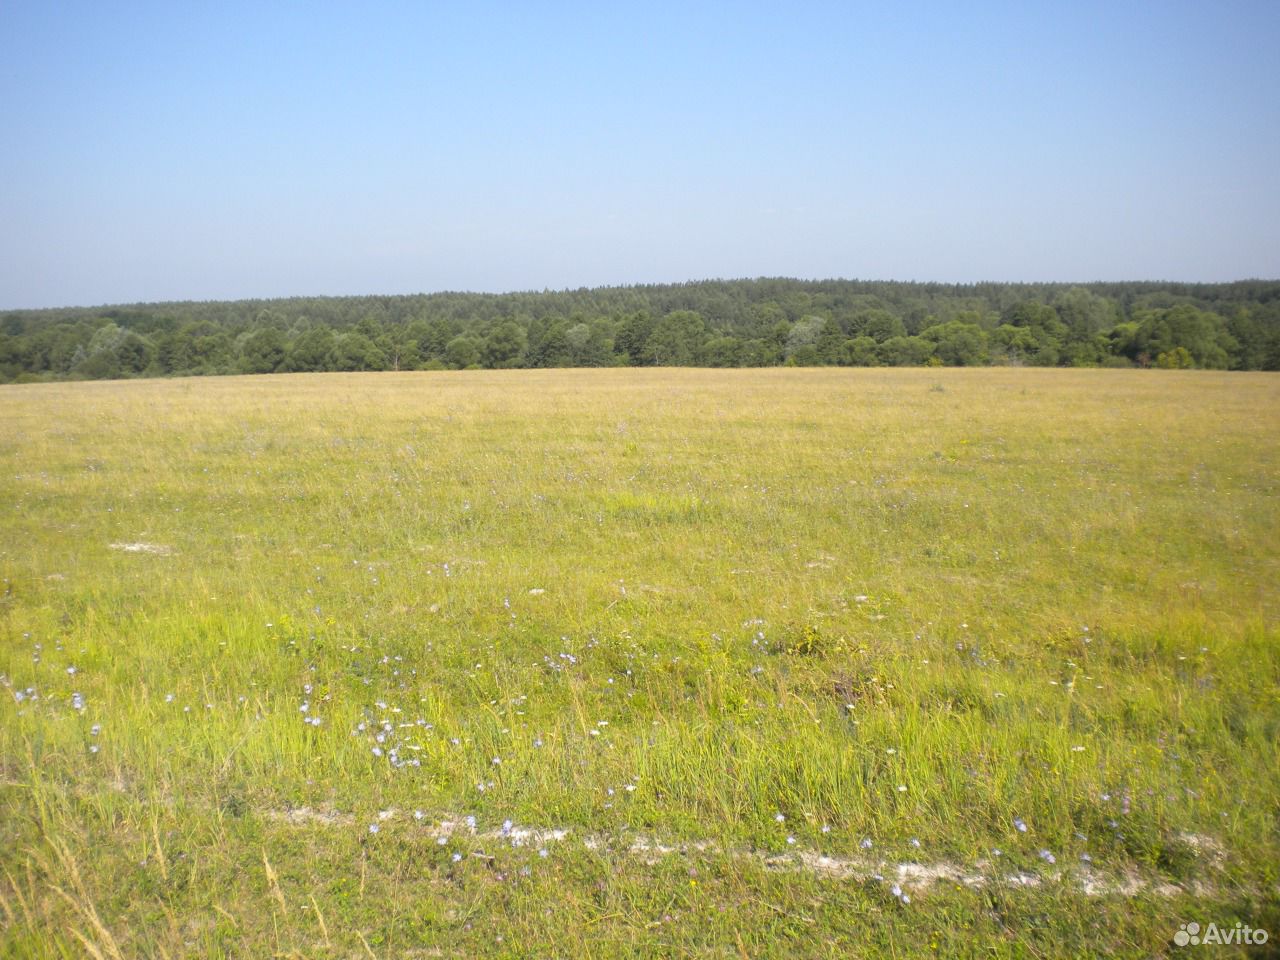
[1,1,1277,308]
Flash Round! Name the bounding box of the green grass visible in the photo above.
[2,367,1278,957]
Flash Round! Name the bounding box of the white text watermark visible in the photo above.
[1174,922,1268,948]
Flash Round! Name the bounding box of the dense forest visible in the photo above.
[2,278,1279,383]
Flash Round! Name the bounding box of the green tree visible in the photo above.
[1155,346,1194,369]
[852,309,906,343]
[284,327,336,372]
[739,338,781,367]
[419,317,457,361]
[991,324,1040,364]
[528,321,572,367]
[1053,287,1117,337]
[331,332,385,371]
[702,336,742,367]
[1226,309,1267,370]
[483,321,528,368]
[784,315,825,361]
[878,336,935,366]
[815,319,847,365]
[76,349,122,379]
[846,336,880,366]
[615,312,655,366]
[1133,305,1235,369]
[239,328,286,374]
[116,331,156,374]
[574,320,615,367]
[646,311,706,365]
[155,330,195,374]
[444,336,481,370]
[921,321,988,366]
[1004,301,1066,340]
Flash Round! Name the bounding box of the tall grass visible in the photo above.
[1,368,1277,956]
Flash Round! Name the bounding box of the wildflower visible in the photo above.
[786,836,796,846]
[451,852,462,862]
[465,816,476,829]
[821,825,831,834]
[90,724,101,736]
[369,824,380,835]
[437,836,448,846]
[897,785,907,793]
[860,838,873,850]
[165,693,175,703]
[775,813,785,823]
[89,745,99,754]
[910,838,921,848]
[538,848,548,858]
[1038,849,1055,864]
[414,810,424,820]
[1014,818,1027,833]
[502,820,514,835]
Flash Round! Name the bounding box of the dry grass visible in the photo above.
[1,368,1277,957]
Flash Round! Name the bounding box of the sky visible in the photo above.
[1,1,1278,309]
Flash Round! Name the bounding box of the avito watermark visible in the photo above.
[1174,921,1269,947]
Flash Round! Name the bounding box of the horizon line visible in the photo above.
[5,274,1279,315]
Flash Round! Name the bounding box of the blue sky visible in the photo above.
[1,0,1277,308]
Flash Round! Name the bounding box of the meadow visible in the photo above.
[1,367,1277,958]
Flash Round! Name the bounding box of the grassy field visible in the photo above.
[1,368,1278,958]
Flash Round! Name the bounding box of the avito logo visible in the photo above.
[1174,921,1269,947]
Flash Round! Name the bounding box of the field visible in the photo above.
[1,368,1278,957]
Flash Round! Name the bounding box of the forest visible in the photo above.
[2,277,1278,382]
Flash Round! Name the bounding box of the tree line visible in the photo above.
[2,278,1278,383]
